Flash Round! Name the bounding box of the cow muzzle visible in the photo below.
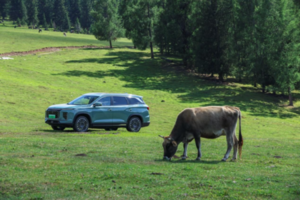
[163,156,171,161]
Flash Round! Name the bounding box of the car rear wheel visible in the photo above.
[73,116,89,132]
[51,125,65,131]
[126,117,141,132]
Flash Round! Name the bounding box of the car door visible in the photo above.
[127,97,149,120]
[111,96,131,125]
[91,96,113,125]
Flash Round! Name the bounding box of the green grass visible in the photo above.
[0,21,132,53]
[0,24,300,199]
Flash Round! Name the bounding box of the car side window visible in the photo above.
[98,97,111,106]
[112,97,128,105]
[128,97,144,105]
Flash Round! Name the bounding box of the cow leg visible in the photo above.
[181,142,188,160]
[222,131,234,161]
[231,134,239,161]
[194,135,201,160]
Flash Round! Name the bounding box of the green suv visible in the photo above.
[45,93,150,132]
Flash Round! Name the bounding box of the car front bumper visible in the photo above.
[45,119,73,127]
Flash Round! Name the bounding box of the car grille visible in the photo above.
[46,109,61,119]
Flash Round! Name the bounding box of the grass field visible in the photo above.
[0,23,300,199]
[0,21,132,54]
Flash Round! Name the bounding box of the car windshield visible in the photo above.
[68,95,99,105]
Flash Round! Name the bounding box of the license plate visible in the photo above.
[48,114,56,119]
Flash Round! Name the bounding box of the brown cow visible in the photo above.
[159,106,243,161]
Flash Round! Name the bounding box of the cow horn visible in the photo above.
[158,135,165,139]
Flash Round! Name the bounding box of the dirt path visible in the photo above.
[0,46,111,57]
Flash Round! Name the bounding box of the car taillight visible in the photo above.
[147,107,149,110]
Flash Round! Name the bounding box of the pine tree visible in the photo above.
[26,0,39,28]
[10,0,27,24]
[43,14,48,30]
[193,0,234,81]
[69,0,81,26]
[16,18,21,26]
[120,0,161,59]
[91,0,123,48]
[37,0,52,26]
[80,0,93,31]
[154,0,194,65]
[75,17,81,33]
[270,0,300,105]
[52,0,70,31]
[0,0,10,20]
[118,0,133,40]
[44,0,53,24]
[228,0,253,82]
[244,0,280,93]
[37,0,46,26]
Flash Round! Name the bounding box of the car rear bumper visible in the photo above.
[142,122,150,127]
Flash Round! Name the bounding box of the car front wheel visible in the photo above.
[51,125,65,131]
[73,116,89,132]
[126,117,141,132]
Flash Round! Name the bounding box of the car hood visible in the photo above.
[47,104,90,110]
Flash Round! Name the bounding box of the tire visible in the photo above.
[73,116,89,132]
[51,125,65,131]
[126,117,141,132]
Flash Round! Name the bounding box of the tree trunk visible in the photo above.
[238,76,242,83]
[150,41,154,59]
[109,40,112,49]
[288,87,293,106]
[219,72,224,82]
[147,3,154,59]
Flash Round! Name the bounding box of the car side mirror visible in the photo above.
[93,102,102,107]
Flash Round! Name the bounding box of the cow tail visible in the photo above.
[238,110,243,159]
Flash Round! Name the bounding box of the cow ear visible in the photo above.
[158,135,165,139]
[172,141,177,147]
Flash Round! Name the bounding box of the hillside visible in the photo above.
[0,24,300,199]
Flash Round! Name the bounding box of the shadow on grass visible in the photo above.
[53,49,300,118]
[154,159,222,164]
[39,129,103,133]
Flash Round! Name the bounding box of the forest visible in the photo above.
[1,0,300,105]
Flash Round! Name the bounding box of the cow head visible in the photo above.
[159,135,178,160]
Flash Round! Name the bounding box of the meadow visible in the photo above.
[0,22,132,54]
[0,22,300,199]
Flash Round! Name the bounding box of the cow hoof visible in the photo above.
[195,157,201,161]
[182,157,187,160]
[221,158,227,162]
[163,156,171,161]
[230,158,237,162]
